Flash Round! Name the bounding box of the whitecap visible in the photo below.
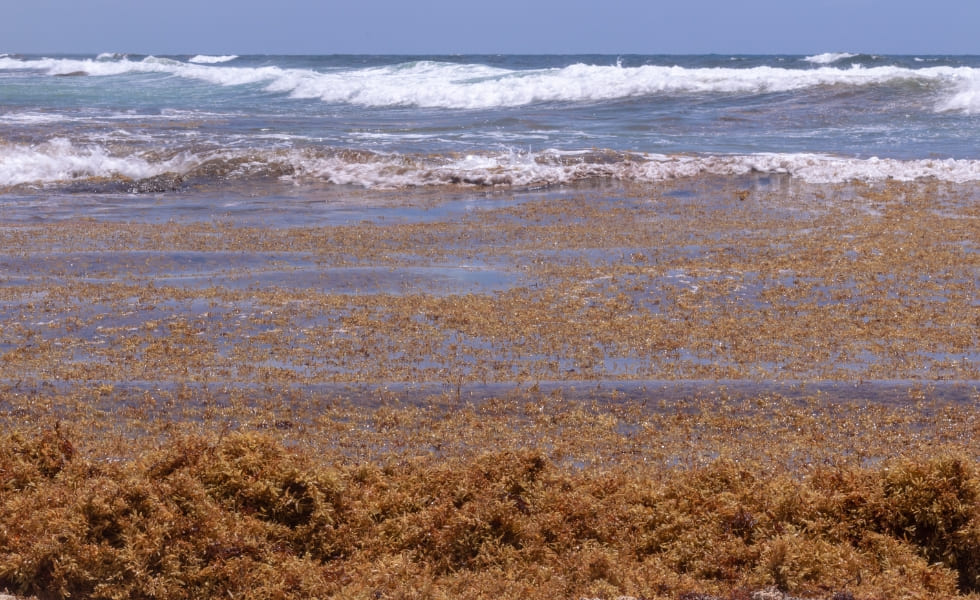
[935,69,980,114]
[0,112,68,125]
[288,149,980,188]
[140,55,183,67]
[803,52,858,65]
[0,138,199,187]
[188,54,239,64]
[6,139,980,190]
[260,61,973,110]
[4,55,979,113]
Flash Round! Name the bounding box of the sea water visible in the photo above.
[2,52,980,193]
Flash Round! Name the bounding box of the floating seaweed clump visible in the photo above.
[2,428,980,599]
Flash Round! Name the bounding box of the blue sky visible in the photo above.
[3,0,978,55]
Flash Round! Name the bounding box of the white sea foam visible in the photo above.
[803,52,858,65]
[935,70,980,114]
[2,55,979,112]
[290,150,980,188]
[4,138,980,189]
[0,112,69,125]
[188,54,239,64]
[662,153,980,184]
[96,52,126,61]
[258,61,980,111]
[0,138,198,187]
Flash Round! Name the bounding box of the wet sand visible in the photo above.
[1,176,979,599]
[2,176,977,389]
[1,174,978,457]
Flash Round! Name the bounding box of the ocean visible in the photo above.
[0,52,977,386]
[3,52,980,194]
[3,53,980,600]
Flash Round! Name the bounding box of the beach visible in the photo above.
[2,175,976,387]
[1,53,979,599]
[2,175,979,599]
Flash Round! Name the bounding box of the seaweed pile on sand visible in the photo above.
[2,418,980,600]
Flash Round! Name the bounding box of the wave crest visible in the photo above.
[2,55,979,112]
[936,70,980,114]
[803,52,858,65]
[0,138,197,188]
[5,140,980,191]
[188,54,239,64]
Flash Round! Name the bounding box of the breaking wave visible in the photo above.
[935,69,980,114]
[188,54,239,64]
[2,55,980,112]
[0,138,198,188]
[803,52,858,65]
[5,139,980,191]
[292,151,980,187]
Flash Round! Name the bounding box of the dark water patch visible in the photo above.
[0,181,544,226]
[0,250,519,295]
[167,265,519,295]
[2,378,977,414]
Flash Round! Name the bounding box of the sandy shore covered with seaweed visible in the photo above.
[1,175,978,599]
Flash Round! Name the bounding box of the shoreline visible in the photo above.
[1,175,978,598]
[1,176,976,385]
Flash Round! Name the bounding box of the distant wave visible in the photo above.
[4,139,980,190]
[2,55,980,113]
[188,54,238,64]
[803,52,858,65]
[0,111,70,125]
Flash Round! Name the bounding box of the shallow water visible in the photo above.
[1,176,976,388]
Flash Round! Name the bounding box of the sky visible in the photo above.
[2,0,979,55]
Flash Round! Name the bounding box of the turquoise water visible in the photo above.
[3,53,980,190]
